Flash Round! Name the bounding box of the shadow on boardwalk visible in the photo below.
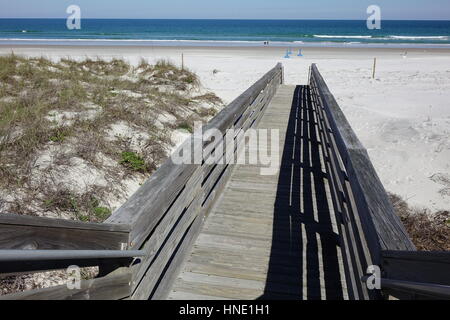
[258,85,345,300]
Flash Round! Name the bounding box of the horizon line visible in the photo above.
[1,17,450,21]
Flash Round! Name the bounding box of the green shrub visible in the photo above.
[93,206,112,220]
[119,151,147,172]
[177,121,193,133]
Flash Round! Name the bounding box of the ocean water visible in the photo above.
[1,19,450,47]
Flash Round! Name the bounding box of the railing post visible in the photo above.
[307,65,311,86]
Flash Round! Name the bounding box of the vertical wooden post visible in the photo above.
[372,57,377,79]
[308,65,311,85]
[181,53,184,71]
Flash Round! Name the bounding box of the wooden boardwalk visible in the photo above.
[1,65,444,301]
[168,85,348,300]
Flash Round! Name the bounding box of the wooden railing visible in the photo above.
[309,64,450,300]
[0,63,284,300]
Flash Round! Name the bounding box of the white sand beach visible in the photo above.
[2,45,449,212]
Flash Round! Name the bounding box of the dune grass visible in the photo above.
[0,54,222,222]
[389,193,450,251]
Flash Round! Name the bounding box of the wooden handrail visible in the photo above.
[310,64,414,252]
[0,213,130,250]
[309,64,450,301]
[309,64,416,300]
[381,250,450,299]
[378,277,450,300]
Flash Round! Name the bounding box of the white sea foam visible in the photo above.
[0,38,259,43]
[1,37,450,49]
[387,35,449,40]
[313,34,450,41]
[314,35,372,39]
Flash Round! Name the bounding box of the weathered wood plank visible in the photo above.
[151,213,206,300]
[380,277,450,300]
[168,290,235,300]
[0,269,132,300]
[131,196,202,300]
[0,213,130,250]
[129,166,203,291]
[0,213,129,231]
[382,250,450,286]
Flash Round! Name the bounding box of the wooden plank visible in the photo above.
[129,166,203,291]
[0,269,132,300]
[382,250,450,286]
[0,213,129,232]
[380,277,450,300]
[151,214,205,300]
[168,290,234,300]
[172,274,306,300]
[131,196,202,300]
[0,213,129,250]
[175,271,345,299]
[172,278,268,300]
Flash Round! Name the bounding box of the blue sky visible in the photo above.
[1,0,449,20]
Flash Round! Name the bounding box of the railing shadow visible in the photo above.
[258,85,344,300]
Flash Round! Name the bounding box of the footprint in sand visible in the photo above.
[379,119,419,143]
[429,173,450,197]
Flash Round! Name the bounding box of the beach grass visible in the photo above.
[0,54,222,222]
[390,193,450,251]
